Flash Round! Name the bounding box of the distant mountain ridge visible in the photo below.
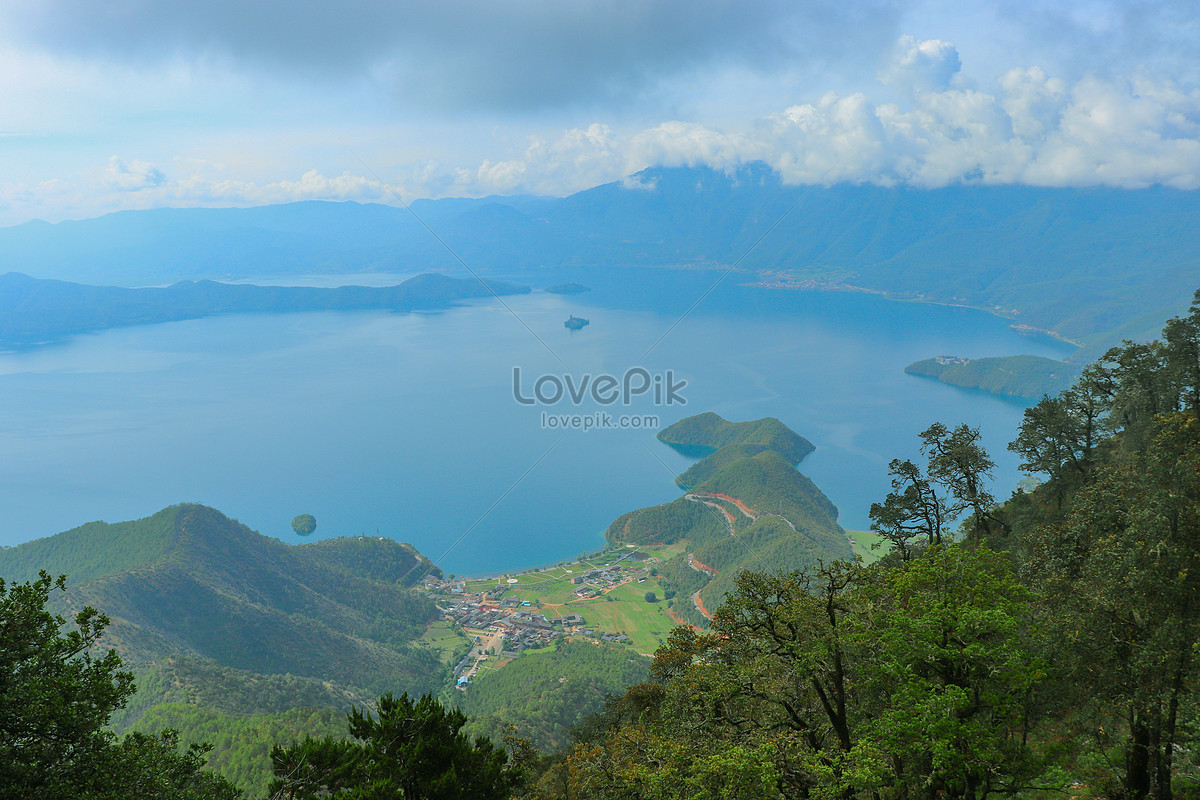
[3,164,1197,355]
[0,271,529,346]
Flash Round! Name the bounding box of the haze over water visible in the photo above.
[0,269,1071,575]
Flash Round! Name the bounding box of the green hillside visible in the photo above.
[674,443,773,489]
[657,412,815,464]
[905,354,1080,399]
[0,505,181,586]
[127,703,351,797]
[455,640,650,752]
[0,503,446,702]
[611,415,849,625]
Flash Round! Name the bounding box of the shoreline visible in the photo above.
[743,273,1084,349]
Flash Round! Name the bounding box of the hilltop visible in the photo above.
[0,504,446,705]
[609,413,849,625]
[656,411,815,464]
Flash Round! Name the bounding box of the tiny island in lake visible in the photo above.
[564,315,590,331]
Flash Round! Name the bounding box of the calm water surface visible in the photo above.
[0,271,1072,575]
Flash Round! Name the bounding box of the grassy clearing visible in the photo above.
[567,579,677,654]
[414,619,469,665]
[445,542,693,660]
[846,529,889,564]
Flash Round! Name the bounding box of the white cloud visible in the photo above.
[0,166,394,225]
[2,36,1200,226]
[441,63,1200,195]
[881,36,963,92]
[101,157,165,191]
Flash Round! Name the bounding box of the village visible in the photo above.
[424,548,662,688]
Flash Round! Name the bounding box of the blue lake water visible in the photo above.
[0,269,1072,576]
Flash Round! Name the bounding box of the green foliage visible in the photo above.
[919,422,999,541]
[1008,371,1106,506]
[1024,412,1200,800]
[548,547,1052,800]
[868,457,949,559]
[644,591,657,602]
[674,443,776,488]
[130,703,349,796]
[847,547,1049,799]
[455,641,650,752]
[0,505,180,586]
[0,571,135,795]
[0,572,241,799]
[268,693,517,800]
[606,496,725,546]
[82,729,244,800]
[113,655,374,727]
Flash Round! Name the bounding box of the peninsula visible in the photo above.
[0,272,530,348]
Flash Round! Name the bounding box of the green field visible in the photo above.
[565,579,677,654]
[845,529,889,564]
[413,619,470,665]
[448,543,688,657]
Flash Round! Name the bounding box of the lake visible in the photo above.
[0,268,1073,575]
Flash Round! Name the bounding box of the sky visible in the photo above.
[0,0,1197,226]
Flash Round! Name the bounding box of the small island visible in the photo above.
[564,315,590,331]
[905,354,1079,399]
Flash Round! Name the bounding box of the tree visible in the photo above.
[269,692,518,799]
[1009,370,1107,506]
[869,458,949,560]
[1162,288,1200,416]
[644,591,658,603]
[920,422,999,540]
[0,572,240,799]
[1025,412,1200,800]
[84,730,244,800]
[555,548,1052,800]
[847,546,1050,800]
[0,572,135,796]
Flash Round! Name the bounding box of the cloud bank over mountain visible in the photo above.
[0,0,1197,223]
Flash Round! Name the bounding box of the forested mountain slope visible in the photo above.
[608,413,849,624]
[0,504,446,700]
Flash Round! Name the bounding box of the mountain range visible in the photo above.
[2,163,1197,361]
